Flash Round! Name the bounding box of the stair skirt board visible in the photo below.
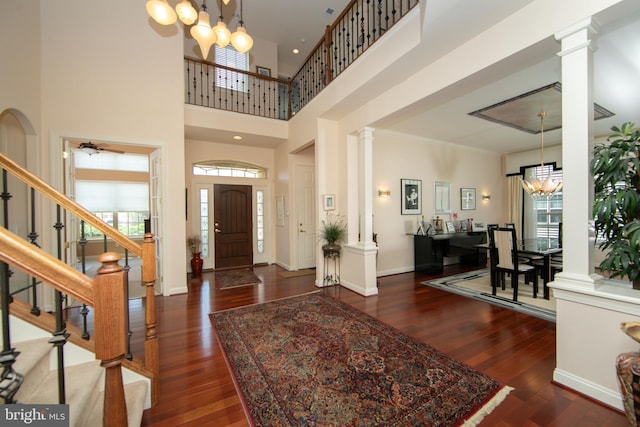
[5,313,151,426]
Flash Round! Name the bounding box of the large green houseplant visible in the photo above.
[591,122,640,289]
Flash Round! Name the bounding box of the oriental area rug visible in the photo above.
[215,269,263,289]
[210,292,512,426]
[424,269,556,322]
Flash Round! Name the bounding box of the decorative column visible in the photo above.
[341,127,378,296]
[554,18,598,286]
[358,127,376,248]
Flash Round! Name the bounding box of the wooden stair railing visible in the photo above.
[1,227,127,426]
[0,151,159,405]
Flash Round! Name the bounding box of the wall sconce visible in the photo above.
[378,190,391,198]
[482,194,491,201]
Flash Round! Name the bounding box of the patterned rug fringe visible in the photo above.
[462,385,513,426]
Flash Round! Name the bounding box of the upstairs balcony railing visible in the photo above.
[185,0,419,120]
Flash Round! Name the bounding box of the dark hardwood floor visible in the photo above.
[132,264,627,426]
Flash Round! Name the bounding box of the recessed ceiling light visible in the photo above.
[292,48,300,54]
[233,135,242,140]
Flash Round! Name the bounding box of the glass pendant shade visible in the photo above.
[231,26,253,53]
[176,0,198,25]
[146,0,177,25]
[190,11,217,59]
[520,111,563,200]
[520,175,563,201]
[213,20,231,47]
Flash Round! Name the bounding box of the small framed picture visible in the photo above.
[473,221,487,232]
[323,194,335,211]
[459,221,468,232]
[445,221,456,233]
[401,179,422,215]
[256,66,271,77]
[460,188,476,210]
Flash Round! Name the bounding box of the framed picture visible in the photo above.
[473,221,487,232]
[461,188,476,210]
[276,196,285,226]
[434,181,451,214]
[323,194,335,211]
[445,221,456,233]
[256,66,271,77]
[401,179,422,215]
[459,221,468,232]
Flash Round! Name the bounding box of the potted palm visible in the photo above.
[319,214,346,252]
[590,122,640,289]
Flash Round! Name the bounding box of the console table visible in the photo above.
[414,232,487,274]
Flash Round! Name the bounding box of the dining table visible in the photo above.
[518,238,562,299]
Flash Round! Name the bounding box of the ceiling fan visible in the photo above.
[78,141,125,155]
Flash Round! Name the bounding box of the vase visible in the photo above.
[191,252,203,276]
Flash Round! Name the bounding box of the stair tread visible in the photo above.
[13,338,51,375]
[22,360,103,427]
[78,380,148,427]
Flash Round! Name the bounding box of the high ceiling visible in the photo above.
[183,0,640,154]
[202,0,353,76]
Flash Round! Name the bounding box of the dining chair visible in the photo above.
[489,227,539,301]
[504,222,543,265]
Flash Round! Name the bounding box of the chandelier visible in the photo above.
[146,0,253,57]
[520,111,563,200]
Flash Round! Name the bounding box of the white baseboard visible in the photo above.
[553,368,623,411]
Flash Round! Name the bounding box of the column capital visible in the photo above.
[555,17,599,56]
[358,127,375,139]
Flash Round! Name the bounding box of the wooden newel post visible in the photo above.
[324,25,332,86]
[94,252,128,427]
[142,232,160,404]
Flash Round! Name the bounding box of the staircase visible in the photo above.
[0,151,159,426]
[7,313,149,426]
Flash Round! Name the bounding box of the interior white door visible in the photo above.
[150,148,162,294]
[296,165,316,269]
[63,140,78,270]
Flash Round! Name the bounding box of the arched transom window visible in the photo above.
[193,160,266,178]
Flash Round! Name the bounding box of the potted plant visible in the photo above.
[319,214,346,252]
[590,122,640,289]
[187,235,203,276]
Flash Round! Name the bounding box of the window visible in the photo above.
[193,160,266,178]
[200,188,209,257]
[215,45,248,92]
[75,181,149,239]
[524,165,563,239]
[256,190,264,253]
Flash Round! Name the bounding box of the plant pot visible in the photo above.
[191,252,203,276]
[322,243,341,253]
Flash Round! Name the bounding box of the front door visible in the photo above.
[214,184,253,269]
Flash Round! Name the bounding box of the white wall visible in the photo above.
[373,131,502,276]
[504,144,562,175]
[0,1,188,295]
